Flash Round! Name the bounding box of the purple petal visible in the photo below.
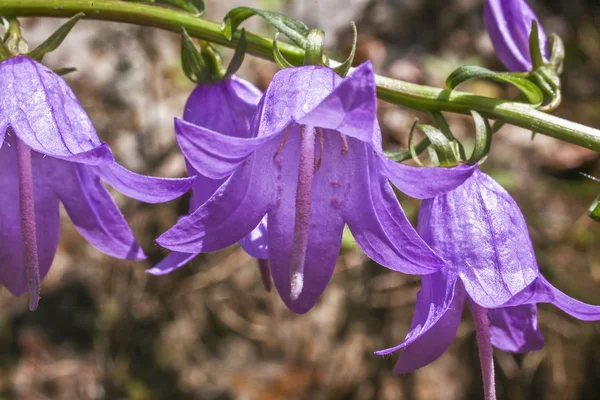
[484,0,549,72]
[379,156,477,199]
[174,118,281,179]
[297,62,377,143]
[0,56,109,160]
[488,305,544,352]
[418,170,538,308]
[183,76,261,136]
[538,275,600,321]
[346,141,446,275]
[268,128,345,313]
[92,162,195,204]
[146,251,197,276]
[239,216,268,260]
[55,161,146,260]
[253,65,343,138]
[375,271,464,373]
[157,135,279,253]
[0,136,60,295]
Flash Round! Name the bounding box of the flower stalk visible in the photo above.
[16,137,40,311]
[1,0,599,151]
[470,302,496,400]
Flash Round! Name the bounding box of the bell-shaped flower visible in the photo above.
[377,169,600,373]
[157,62,476,313]
[0,56,195,309]
[484,0,549,72]
[147,76,269,276]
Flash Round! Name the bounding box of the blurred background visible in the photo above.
[1,0,599,398]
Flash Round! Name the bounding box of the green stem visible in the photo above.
[1,0,599,151]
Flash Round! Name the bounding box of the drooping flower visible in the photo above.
[484,0,549,72]
[147,76,270,277]
[377,169,600,373]
[0,55,195,310]
[157,62,476,313]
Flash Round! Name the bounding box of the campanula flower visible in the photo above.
[377,169,600,372]
[484,0,549,71]
[147,76,269,275]
[0,56,195,309]
[157,62,476,313]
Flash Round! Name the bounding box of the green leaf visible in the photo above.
[221,7,309,48]
[417,124,461,167]
[446,65,544,106]
[468,111,492,165]
[548,33,565,75]
[333,22,357,77]
[408,119,424,167]
[158,0,205,15]
[225,29,247,77]
[430,111,466,160]
[27,13,84,61]
[273,33,294,69]
[590,195,600,222]
[529,20,544,70]
[53,67,77,76]
[0,40,11,60]
[180,28,208,83]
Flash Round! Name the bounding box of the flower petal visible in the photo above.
[93,162,195,204]
[174,118,281,179]
[484,0,548,72]
[488,305,544,352]
[346,141,445,275]
[184,76,261,137]
[538,275,600,321]
[268,129,345,313]
[0,136,60,295]
[379,156,477,199]
[157,135,278,253]
[375,270,462,358]
[55,161,146,260]
[0,56,107,159]
[297,62,377,143]
[239,216,268,260]
[418,170,538,308]
[146,251,197,276]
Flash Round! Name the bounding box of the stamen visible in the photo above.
[315,128,324,171]
[290,125,315,301]
[341,134,349,153]
[273,126,290,159]
[16,138,40,311]
[257,259,272,292]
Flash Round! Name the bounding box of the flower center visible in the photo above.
[290,125,316,301]
[16,137,40,311]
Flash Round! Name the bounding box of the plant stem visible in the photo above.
[469,302,496,400]
[2,0,600,151]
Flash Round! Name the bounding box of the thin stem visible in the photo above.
[16,138,40,311]
[257,259,272,292]
[470,302,496,400]
[1,0,600,151]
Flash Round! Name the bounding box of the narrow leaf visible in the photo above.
[468,111,492,165]
[529,20,544,70]
[158,0,205,15]
[27,13,84,61]
[446,65,544,106]
[417,124,461,167]
[222,7,309,48]
[430,111,466,160]
[53,67,77,76]
[225,29,247,77]
[273,33,294,69]
[333,22,357,77]
[408,119,424,167]
[180,28,207,83]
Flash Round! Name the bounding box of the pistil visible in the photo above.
[16,138,40,310]
[290,125,315,301]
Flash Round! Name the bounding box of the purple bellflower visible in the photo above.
[157,62,476,314]
[377,169,600,373]
[485,0,549,72]
[0,56,195,310]
[147,76,270,280]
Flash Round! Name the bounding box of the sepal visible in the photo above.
[26,13,84,62]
